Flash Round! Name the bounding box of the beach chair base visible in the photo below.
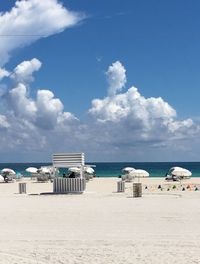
[53,178,86,194]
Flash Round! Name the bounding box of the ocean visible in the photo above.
[0,162,200,177]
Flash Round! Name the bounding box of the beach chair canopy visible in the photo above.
[53,153,85,168]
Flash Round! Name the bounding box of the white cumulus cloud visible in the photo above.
[0,68,10,80]
[106,61,127,96]
[8,83,37,120]
[0,0,84,66]
[90,86,176,124]
[0,115,10,128]
[89,61,200,153]
[35,89,77,130]
[11,58,42,84]
[3,58,77,129]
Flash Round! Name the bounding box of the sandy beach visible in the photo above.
[0,177,200,263]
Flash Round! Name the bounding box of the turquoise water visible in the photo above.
[0,162,200,177]
[93,162,200,177]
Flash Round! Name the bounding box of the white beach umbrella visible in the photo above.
[121,168,136,182]
[122,167,135,174]
[171,167,192,178]
[129,169,149,178]
[129,169,149,183]
[39,167,51,174]
[25,167,38,173]
[84,167,95,174]
[1,168,16,174]
[68,167,81,173]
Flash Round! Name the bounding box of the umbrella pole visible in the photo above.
[180,177,182,190]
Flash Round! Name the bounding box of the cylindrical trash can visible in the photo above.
[19,183,26,194]
[133,183,142,197]
[117,181,125,192]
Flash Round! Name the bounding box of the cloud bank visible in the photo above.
[0,58,199,161]
[88,61,200,160]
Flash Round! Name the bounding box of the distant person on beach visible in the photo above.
[69,172,75,178]
[3,172,9,183]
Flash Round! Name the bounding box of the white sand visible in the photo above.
[0,177,200,263]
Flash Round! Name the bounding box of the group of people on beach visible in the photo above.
[63,172,76,178]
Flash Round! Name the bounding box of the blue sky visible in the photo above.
[0,0,200,162]
[5,0,200,118]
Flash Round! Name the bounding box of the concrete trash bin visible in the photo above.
[133,183,142,197]
[19,183,26,194]
[117,181,125,192]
